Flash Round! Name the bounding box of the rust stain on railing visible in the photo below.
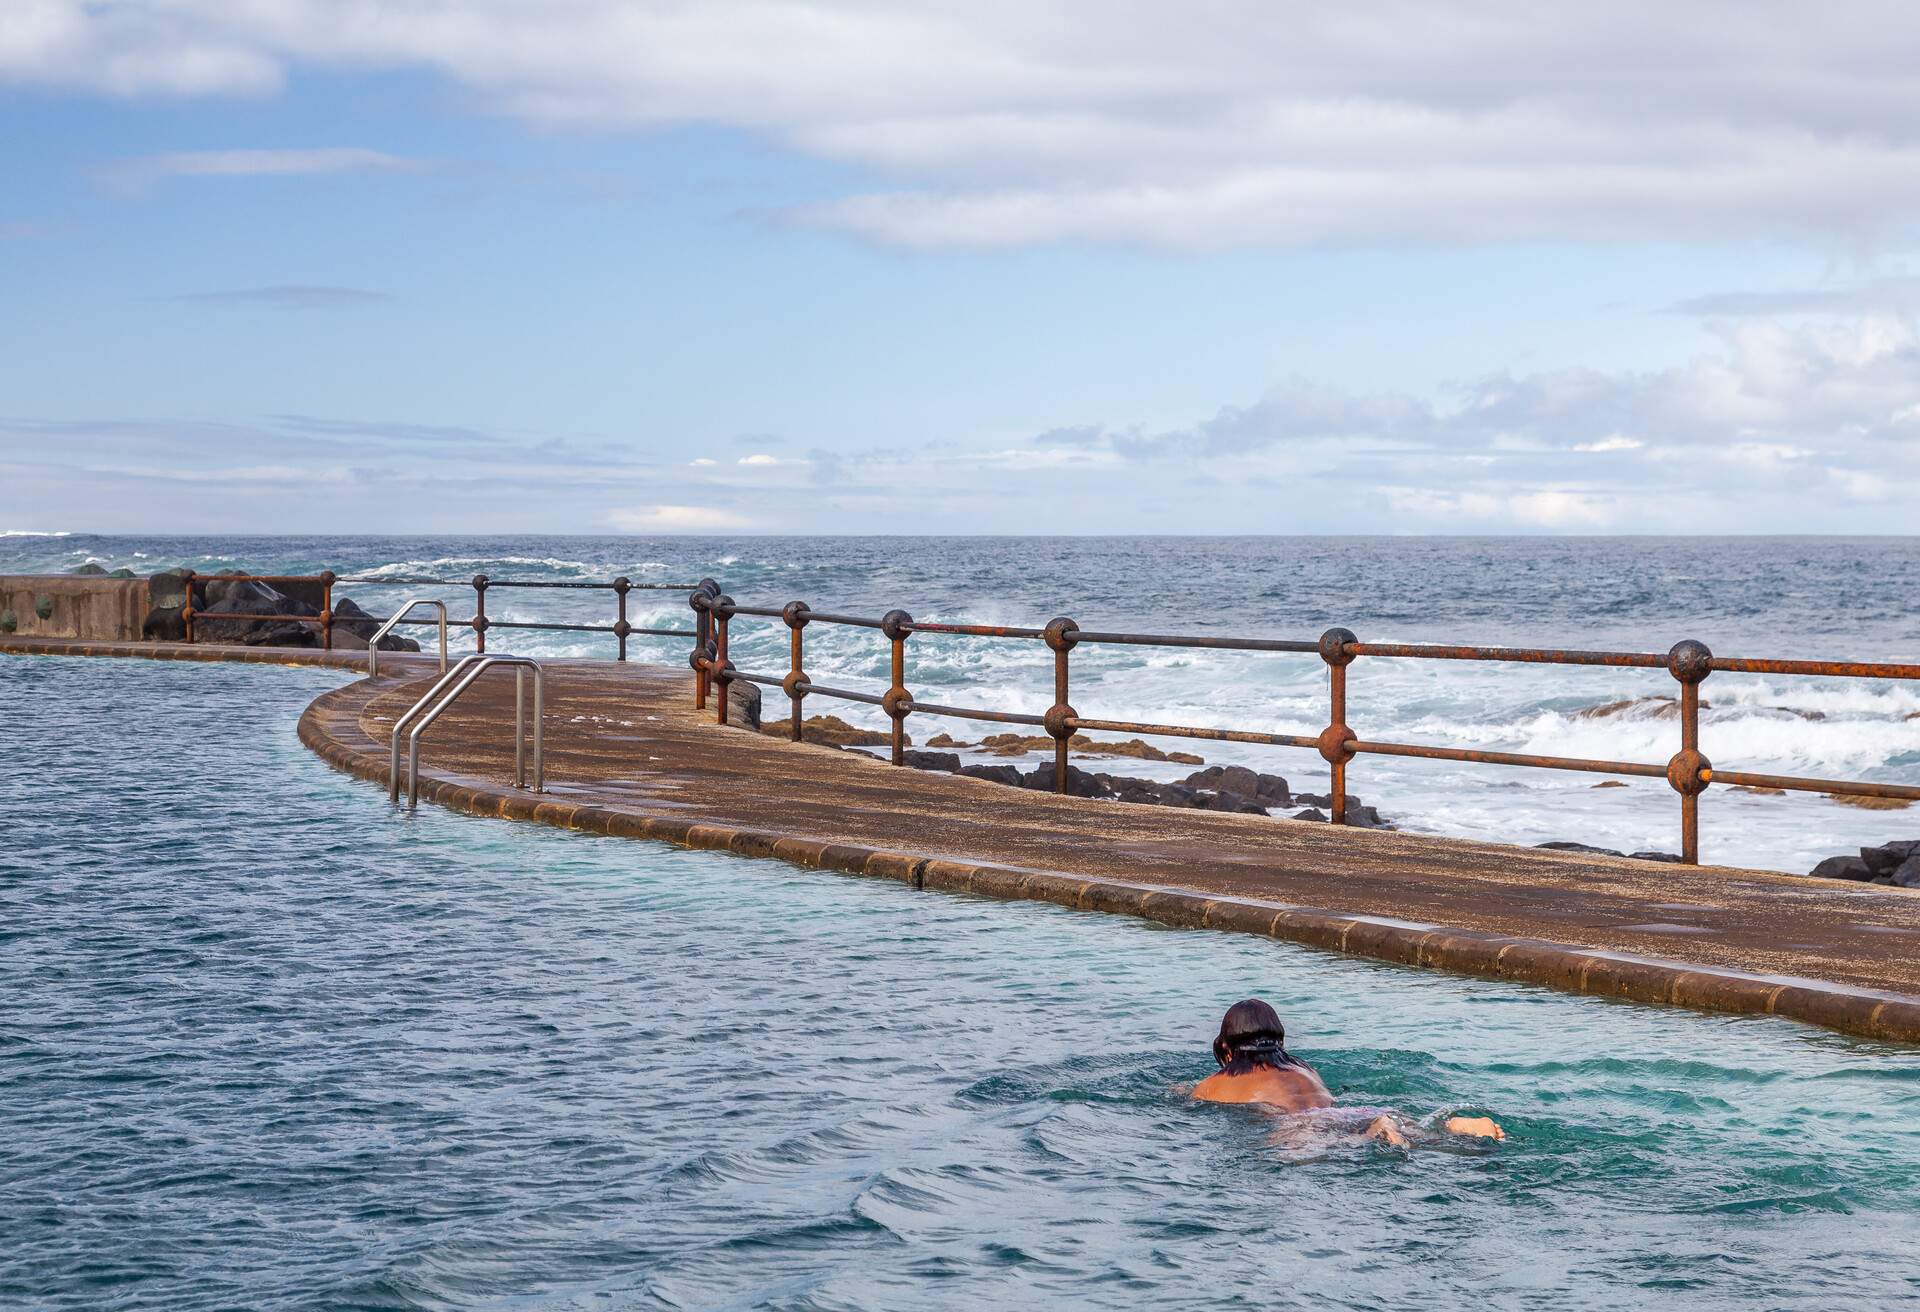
[691,592,1920,867]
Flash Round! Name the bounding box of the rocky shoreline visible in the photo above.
[749,707,1393,826]
[1804,842,1920,888]
[120,565,420,652]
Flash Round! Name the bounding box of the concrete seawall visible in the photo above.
[0,575,146,641]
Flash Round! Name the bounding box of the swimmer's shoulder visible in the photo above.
[1192,1067,1332,1108]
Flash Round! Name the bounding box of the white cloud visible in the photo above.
[736,453,784,466]
[94,147,414,194]
[13,2,1920,247]
[1383,487,1621,529]
[1573,435,1642,452]
[607,504,752,531]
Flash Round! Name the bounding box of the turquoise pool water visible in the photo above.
[4,656,1919,1309]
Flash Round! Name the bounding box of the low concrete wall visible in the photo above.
[0,575,146,641]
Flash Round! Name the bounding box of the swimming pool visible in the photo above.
[5,656,1919,1309]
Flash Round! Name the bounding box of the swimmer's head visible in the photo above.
[1212,998,1293,1069]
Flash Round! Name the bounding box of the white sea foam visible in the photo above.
[1,530,70,537]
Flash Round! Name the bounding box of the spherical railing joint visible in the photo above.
[1317,723,1357,764]
[687,647,705,671]
[612,576,631,594]
[881,609,914,642]
[318,570,336,585]
[472,574,489,591]
[613,619,632,639]
[1666,748,1711,796]
[782,670,812,700]
[882,686,914,720]
[1318,626,1358,667]
[1043,617,1081,652]
[472,616,491,634]
[1667,639,1713,685]
[713,594,736,619]
[1043,703,1079,740]
[783,600,812,629]
[714,657,736,686]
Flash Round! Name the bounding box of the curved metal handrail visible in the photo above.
[389,653,492,802]
[369,597,448,677]
[397,655,546,810]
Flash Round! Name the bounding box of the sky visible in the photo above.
[4,2,1920,535]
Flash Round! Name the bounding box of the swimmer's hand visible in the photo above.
[1364,1115,1409,1149]
[1443,1115,1504,1140]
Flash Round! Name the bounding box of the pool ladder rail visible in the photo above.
[368,597,449,677]
[388,653,546,810]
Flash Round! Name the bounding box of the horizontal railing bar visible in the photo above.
[1710,656,1920,680]
[1075,631,1318,653]
[334,575,457,585]
[904,622,1048,640]
[800,682,887,706]
[1348,642,1666,669]
[185,574,328,585]
[908,701,1048,726]
[354,616,691,638]
[1706,769,1920,800]
[1350,739,1667,778]
[184,612,322,623]
[1069,716,1320,749]
[723,605,787,619]
[335,577,698,591]
[481,580,616,591]
[484,620,613,633]
[799,611,888,630]
[731,671,784,688]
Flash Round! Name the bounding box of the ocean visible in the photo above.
[7,532,1919,872]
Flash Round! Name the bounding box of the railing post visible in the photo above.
[881,610,914,766]
[319,570,336,650]
[1666,639,1713,864]
[612,577,632,661]
[783,601,812,740]
[713,595,734,725]
[1318,627,1358,824]
[472,574,489,654]
[692,579,719,709]
[1044,617,1081,793]
[181,570,197,644]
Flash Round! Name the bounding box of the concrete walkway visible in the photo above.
[274,652,1920,1044]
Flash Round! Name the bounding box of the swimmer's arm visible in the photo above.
[1443,1115,1505,1140]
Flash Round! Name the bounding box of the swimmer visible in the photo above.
[1191,999,1503,1147]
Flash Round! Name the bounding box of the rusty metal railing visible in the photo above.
[688,581,1920,866]
[181,571,341,647]
[182,570,704,661]
[335,573,702,661]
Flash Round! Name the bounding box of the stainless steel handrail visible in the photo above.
[369,597,448,676]
[396,655,546,810]
[389,653,492,802]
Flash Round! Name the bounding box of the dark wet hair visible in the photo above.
[1212,998,1302,1073]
